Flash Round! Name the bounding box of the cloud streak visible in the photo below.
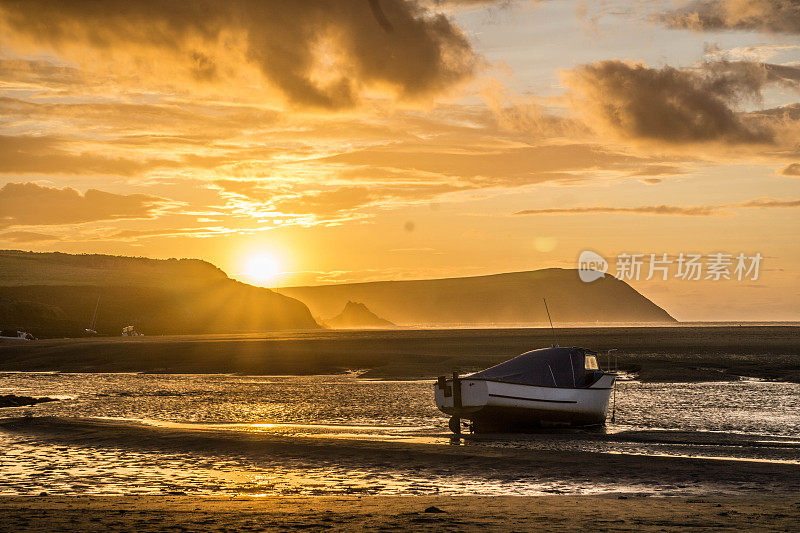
[515,205,720,216]
[0,230,61,243]
[0,135,190,177]
[515,197,800,216]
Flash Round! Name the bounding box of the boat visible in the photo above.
[0,329,36,341]
[434,346,616,433]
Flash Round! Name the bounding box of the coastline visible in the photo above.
[1,325,798,382]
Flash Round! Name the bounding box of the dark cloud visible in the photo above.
[0,182,171,228]
[700,60,800,95]
[745,102,800,119]
[781,163,800,176]
[661,0,800,34]
[562,60,800,144]
[0,230,61,242]
[739,103,800,150]
[0,0,476,109]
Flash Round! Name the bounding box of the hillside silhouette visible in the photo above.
[325,301,395,329]
[0,250,318,337]
[281,269,676,327]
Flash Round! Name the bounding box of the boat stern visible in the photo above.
[434,376,488,417]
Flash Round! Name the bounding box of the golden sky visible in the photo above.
[0,0,799,320]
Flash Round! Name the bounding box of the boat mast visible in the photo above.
[543,297,558,347]
[90,295,101,330]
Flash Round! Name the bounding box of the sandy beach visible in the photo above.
[2,327,798,530]
[2,494,799,532]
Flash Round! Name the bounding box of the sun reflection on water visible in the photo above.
[0,372,798,496]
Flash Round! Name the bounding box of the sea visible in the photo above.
[1,372,798,497]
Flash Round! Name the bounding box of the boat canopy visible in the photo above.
[469,347,601,388]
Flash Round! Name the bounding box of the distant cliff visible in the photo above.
[325,301,395,329]
[0,250,318,337]
[281,268,676,327]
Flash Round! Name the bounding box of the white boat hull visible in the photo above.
[434,374,615,430]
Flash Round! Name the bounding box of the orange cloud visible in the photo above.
[0,58,84,89]
[213,177,468,223]
[107,227,239,241]
[0,135,184,176]
[739,197,800,208]
[627,165,688,177]
[0,182,172,228]
[319,142,649,185]
[271,187,378,216]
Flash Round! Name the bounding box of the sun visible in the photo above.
[243,253,282,285]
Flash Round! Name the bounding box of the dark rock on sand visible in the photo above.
[0,394,57,408]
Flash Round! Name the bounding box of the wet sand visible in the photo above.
[0,326,798,382]
[2,417,799,496]
[2,327,798,530]
[1,494,799,532]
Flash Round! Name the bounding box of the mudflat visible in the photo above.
[0,326,798,382]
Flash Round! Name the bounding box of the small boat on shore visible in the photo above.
[434,346,616,433]
[0,329,36,341]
